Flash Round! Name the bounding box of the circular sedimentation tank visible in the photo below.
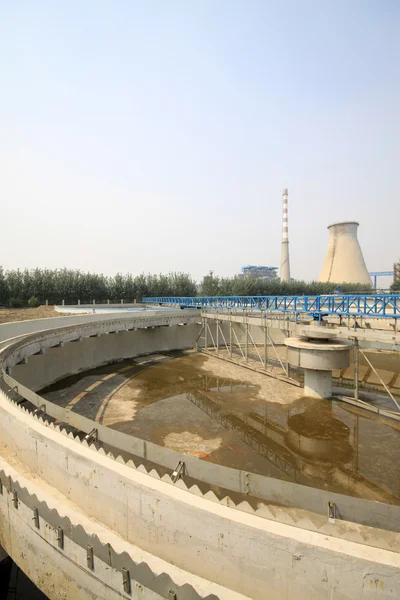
[0,309,399,599]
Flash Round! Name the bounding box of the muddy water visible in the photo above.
[333,348,400,403]
[42,352,400,504]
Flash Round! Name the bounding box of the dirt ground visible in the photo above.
[0,306,62,324]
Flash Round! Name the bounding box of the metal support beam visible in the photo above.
[263,324,267,369]
[247,327,265,367]
[206,322,216,349]
[245,322,248,363]
[216,320,230,354]
[195,323,205,351]
[266,330,288,376]
[231,323,246,361]
[359,348,400,412]
[354,339,359,400]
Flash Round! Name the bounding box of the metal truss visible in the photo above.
[144,294,400,318]
[196,314,299,386]
[351,339,400,413]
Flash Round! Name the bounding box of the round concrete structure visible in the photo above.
[0,312,399,600]
[285,334,351,398]
[318,221,371,285]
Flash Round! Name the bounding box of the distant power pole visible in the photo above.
[280,188,291,282]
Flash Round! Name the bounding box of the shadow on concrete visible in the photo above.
[6,562,48,600]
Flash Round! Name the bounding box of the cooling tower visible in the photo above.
[280,188,290,281]
[318,221,371,285]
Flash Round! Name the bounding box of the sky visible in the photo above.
[1,1,399,285]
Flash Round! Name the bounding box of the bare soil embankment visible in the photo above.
[0,306,64,324]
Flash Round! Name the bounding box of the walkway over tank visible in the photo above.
[143,294,400,319]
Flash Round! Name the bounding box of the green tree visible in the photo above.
[200,274,372,297]
[0,266,8,305]
[391,280,400,291]
[201,272,221,295]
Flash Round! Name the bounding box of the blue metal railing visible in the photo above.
[369,271,394,289]
[143,294,400,318]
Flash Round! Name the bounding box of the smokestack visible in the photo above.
[280,188,290,281]
[318,221,371,285]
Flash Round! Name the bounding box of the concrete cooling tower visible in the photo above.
[318,221,371,285]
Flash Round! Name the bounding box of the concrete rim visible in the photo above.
[284,337,352,351]
[327,221,359,229]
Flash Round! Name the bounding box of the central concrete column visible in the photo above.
[303,369,332,399]
[285,328,351,399]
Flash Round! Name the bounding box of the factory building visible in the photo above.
[239,265,278,280]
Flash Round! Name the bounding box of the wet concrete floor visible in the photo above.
[42,351,400,504]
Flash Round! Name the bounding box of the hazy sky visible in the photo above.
[1,1,399,285]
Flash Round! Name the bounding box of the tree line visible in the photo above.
[0,266,383,308]
[0,268,197,306]
[200,273,372,296]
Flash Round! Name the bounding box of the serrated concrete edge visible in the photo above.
[8,393,400,553]
[0,462,248,600]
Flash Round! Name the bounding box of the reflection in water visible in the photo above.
[187,391,298,480]
[193,375,399,503]
[42,353,400,504]
[286,404,353,472]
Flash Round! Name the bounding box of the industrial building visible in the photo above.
[239,265,278,280]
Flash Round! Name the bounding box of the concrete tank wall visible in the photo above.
[2,315,400,599]
[318,221,371,285]
[0,456,237,600]
[0,309,186,347]
[11,324,200,392]
[1,393,399,600]
[0,486,164,600]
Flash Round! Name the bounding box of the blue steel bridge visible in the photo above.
[143,294,400,319]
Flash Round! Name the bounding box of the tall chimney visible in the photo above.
[280,188,290,281]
